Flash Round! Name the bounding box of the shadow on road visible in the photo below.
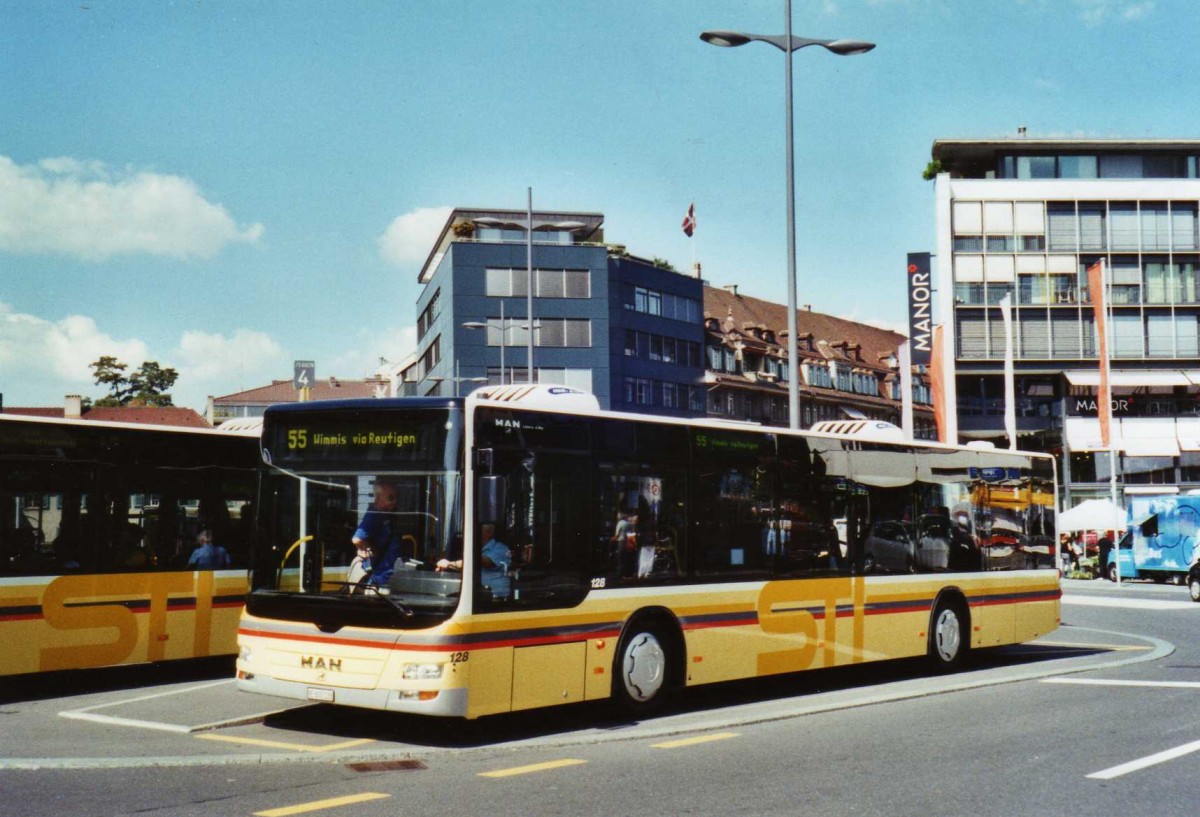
[255,641,1114,750]
[0,657,235,705]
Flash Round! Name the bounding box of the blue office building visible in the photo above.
[408,208,705,417]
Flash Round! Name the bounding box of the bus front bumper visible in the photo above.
[235,670,469,717]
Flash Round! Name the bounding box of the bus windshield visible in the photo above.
[247,403,464,628]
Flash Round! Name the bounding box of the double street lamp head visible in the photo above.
[700,30,875,56]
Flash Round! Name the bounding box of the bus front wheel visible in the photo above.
[1188,573,1200,603]
[613,620,678,714]
[928,597,968,671]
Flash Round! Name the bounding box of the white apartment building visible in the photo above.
[933,138,1200,505]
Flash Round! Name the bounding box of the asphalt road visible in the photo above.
[1,577,1196,817]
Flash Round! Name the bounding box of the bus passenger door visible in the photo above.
[972,484,1014,647]
[488,448,590,712]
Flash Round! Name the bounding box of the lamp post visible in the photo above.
[463,301,512,384]
[702,3,873,429]
[429,365,487,398]
[472,203,587,385]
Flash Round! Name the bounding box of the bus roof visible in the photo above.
[255,389,1054,463]
[0,412,259,438]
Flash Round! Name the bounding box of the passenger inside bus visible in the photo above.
[188,528,232,569]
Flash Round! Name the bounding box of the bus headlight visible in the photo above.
[402,663,444,681]
[239,645,252,662]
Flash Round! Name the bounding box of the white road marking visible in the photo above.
[57,678,287,733]
[1043,677,1200,689]
[1062,595,1196,610]
[1088,739,1200,780]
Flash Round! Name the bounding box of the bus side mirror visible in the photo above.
[477,475,506,525]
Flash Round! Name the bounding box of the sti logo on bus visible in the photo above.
[907,252,933,366]
[301,655,342,671]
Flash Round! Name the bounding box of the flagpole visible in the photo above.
[1105,258,1121,587]
[1000,293,1016,450]
[691,203,696,274]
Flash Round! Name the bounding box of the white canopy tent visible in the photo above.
[1058,498,1125,532]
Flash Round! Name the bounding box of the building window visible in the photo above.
[648,334,663,362]
[662,382,679,409]
[418,335,441,379]
[634,286,661,316]
[531,318,590,348]
[635,378,653,406]
[489,319,591,348]
[534,368,593,392]
[417,289,440,341]
[1058,155,1098,179]
[626,286,701,322]
[708,346,723,370]
[485,268,590,298]
[1016,156,1056,179]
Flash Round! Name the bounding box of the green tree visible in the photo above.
[90,356,178,406]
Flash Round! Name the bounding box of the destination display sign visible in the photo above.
[264,410,454,467]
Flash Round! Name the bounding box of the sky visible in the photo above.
[2,0,1196,412]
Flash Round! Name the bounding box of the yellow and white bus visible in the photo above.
[0,414,259,676]
[236,386,1060,718]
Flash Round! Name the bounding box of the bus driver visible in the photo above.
[351,477,408,588]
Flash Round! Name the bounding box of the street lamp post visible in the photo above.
[430,363,487,398]
[463,301,511,384]
[473,203,590,386]
[702,2,873,429]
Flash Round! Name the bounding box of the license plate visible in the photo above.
[307,687,335,703]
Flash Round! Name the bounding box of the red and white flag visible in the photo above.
[681,203,696,237]
[1086,259,1112,448]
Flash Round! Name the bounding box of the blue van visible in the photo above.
[1109,495,1200,583]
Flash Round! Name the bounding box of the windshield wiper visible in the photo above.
[319,579,415,619]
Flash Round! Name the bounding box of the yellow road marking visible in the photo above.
[652,732,740,749]
[195,734,375,753]
[254,792,389,816]
[479,758,587,778]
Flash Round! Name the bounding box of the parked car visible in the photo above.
[863,521,917,573]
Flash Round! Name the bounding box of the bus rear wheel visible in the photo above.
[613,620,678,714]
[1189,573,1200,603]
[928,597,968,671]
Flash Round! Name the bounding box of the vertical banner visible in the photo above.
[906,252,933,365]
[999,293,1016,450]
[1086,260,1111,448]
[930,324,946,442]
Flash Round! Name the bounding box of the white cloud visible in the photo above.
[326,325,419,377]
[173,328,287,393]
[0,303,148,392]
[1074,0,1155,26]
[0,302,292,411]
[378,206,451,267]
[0,155,264,261]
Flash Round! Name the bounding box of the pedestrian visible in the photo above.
[1097,533,1114,580]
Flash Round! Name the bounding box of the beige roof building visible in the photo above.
[207,377,392,424]
[703,285,935,435]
